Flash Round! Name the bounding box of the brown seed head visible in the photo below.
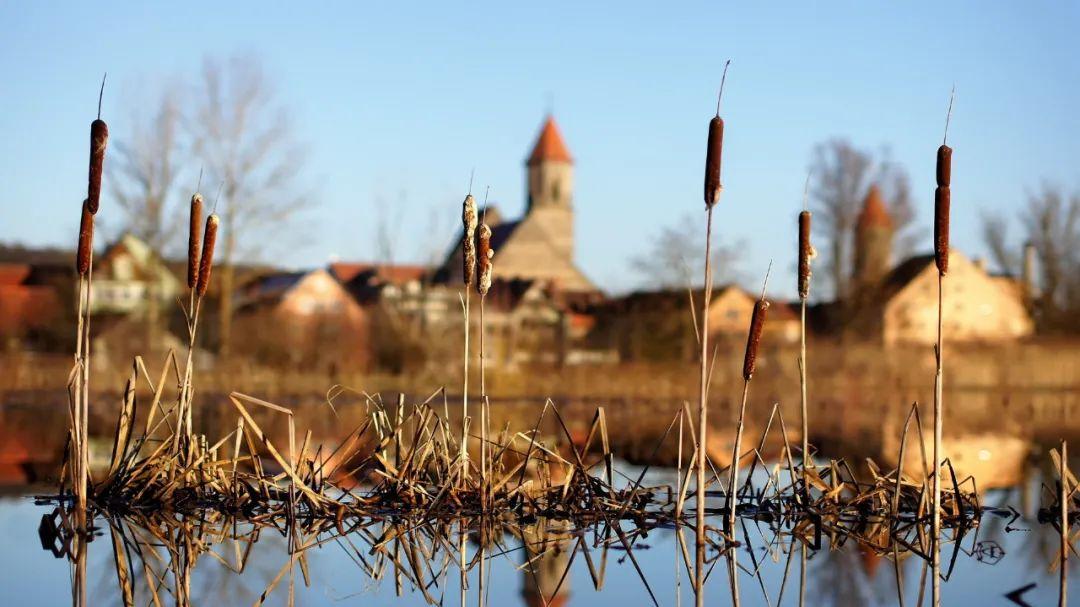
[477,223,493,296]
[76,199,94,275]
[703,116,724,208]
[798,210,812,300]
[187,194,204,289]
[462,194,478,287]
[934,186,950,275]
[936,144,952,187]
[87,119,108,214]
[196,214,219,296]
[742,298,769,381]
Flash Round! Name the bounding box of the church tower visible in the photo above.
[853,184,893,290]
[525,115,575,261]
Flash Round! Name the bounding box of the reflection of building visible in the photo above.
[882,431,1030,491]
[847,187,1034,344]
[520,521,572,607]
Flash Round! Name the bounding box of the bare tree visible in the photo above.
[630,213,743,290]
[109,85,185,254]
[809,139,914,300]
[980,185,1080,332]
[190,55,311,354]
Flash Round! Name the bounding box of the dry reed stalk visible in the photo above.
[727,267,769,607]
[1061,440,1068,607]
[459,191,478,485]
[476,217,493,512]
[696,59,729,607]
[931,88,953,607]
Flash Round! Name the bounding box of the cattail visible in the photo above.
[462,194,478,287]
[76,199,94,275]
[798,210,812,300]
[187,194,204,289]
[934,186,950,275]
[742,298,769,381]
[936,145,952,187]
[477,223,493,296]
[87,119,108,215]
[195,214,219,296]
[703,116,724,207]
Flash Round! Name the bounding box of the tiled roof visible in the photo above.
[527,116,572,165]
[857,185,892,229]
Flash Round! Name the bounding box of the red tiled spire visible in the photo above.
[527,116,573,165]
[857,185,892,230]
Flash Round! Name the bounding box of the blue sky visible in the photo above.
[1,1,1078,297]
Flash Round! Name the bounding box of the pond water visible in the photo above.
[1,465,1075,607]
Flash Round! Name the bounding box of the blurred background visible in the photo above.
[0,1,1078,492]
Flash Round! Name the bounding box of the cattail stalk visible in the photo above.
[76,200,94,276]
[931,88,953,607]
[476,221,493,513]
[460,192,477,484]
[697,60,729,607]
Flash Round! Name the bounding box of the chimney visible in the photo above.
[1021,241,1038,300]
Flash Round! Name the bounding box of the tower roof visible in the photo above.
[527,116,573,165]
[857,185,892,230]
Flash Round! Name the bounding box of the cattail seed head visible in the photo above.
[76,199,94,275]
[462,194,478,287]
[196,214,219,296]
[798,211,812,300]
[934,186,950,275]
[703,116,724,208]
[742,298,769,381]
[477,223,493,296]
[936,144,952,187]
[187,193,204,289]
[87,119,108,214]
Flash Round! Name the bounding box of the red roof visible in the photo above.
[857,185,892,230]
[527,116,573,165]
[329,262,427,286]
[0,263,31,285]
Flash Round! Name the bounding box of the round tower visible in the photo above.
[853,184,893,290]
[525,115,574,260]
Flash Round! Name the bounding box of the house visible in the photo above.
[91,234,183,316]
[847,187,1034,344]
[593,284,799,362]
[436,115,598,295]
[0,263,62,350]
[235,268,369,370]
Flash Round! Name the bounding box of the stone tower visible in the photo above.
[525,115,574,261]
[853,184,893,290]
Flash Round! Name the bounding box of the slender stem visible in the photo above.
[799,297,809,481]
[727,380,750,607]
[932,271,944,606]
[462,290,470,484]
[1061,440,1068,607]
[479,296,487,511]
[694,205,714,607]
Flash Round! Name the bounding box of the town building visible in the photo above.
[848,187,1034,344]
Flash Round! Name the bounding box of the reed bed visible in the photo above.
[44,72,1078,607]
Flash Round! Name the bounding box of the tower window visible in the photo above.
[551,180,561,202]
